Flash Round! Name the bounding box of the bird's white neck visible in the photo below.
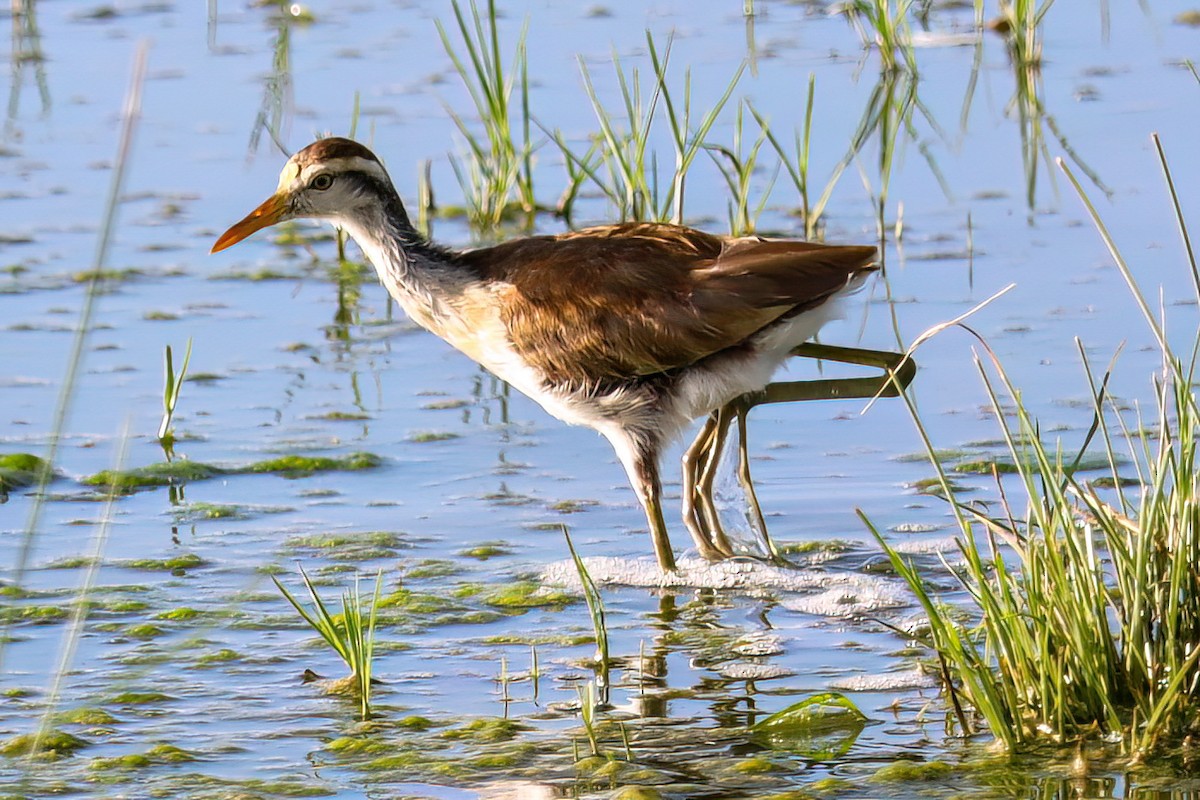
[336,210,472,337]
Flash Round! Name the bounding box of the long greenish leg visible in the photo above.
[734,402,788,564]
[642,479,678,573]
[696,404,736,558]
[609,435,678,572]
[634,455,677,572]
[682,415,726,560]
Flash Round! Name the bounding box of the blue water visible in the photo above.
[2,1,1199,796]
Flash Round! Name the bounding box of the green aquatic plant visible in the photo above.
[750,76,849,241]
[543,126,603,225]
[705,100,776,236]
[576,680,602,759]
[436,0,536,230]
[995,0,1056,69]
[840,0,917,74]
[156,338,192,455]
[866,138,1200,757]
[0,453,48,500]
[850,65,950,242]
[273,567,383,720]
[248,4,294,157]
[568,32,743,224]
[981,0,1107,213]
[562,526,610,698]
[7,0,50,136]
[750,693,868,759]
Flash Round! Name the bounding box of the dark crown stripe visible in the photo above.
[296,137,382,167]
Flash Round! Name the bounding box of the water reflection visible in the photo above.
[849,63,951,245]
[247,3,297,158]
[949,12,1113,217]
[6,0,50,139]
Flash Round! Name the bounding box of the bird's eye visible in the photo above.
[310,174,334,191]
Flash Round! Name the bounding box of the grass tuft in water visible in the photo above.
[864,139,1200,757]
[705,99,776,236]
[750,76,849,241]
[273,566,382,720]
[840,0,917,74]
[564,32,743,224]
[437,0,536,230]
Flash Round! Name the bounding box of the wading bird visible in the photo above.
[212,138,878,572]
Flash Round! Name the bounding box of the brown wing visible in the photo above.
[458,222,876,385]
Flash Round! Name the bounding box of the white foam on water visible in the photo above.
[828,668,937,692]
[541,555,910,596]
[731,632,786,657]
[780,581,911,617]
[542,555,915,623]
[890,536,962,554]
[718,663,796,680]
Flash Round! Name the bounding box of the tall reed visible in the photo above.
[2,43,148,669]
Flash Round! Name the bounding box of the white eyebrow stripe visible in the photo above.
[295,157,390,187]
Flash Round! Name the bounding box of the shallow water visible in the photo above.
[3,1,1200,797]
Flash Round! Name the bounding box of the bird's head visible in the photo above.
[211,137,397,253]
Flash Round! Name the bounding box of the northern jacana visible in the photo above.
[212,138,878,572]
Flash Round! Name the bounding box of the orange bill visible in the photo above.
[210,193,289,253]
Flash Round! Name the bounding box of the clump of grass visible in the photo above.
[840,0,917,74]
[559,32,743,224]
[983,0,1107,212]
[705,100,776,236]
[993,0,1055,68]
[866,139,1200,757]
[274,567,383,721]
[437,0,536,230]
[749,76,849,241]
